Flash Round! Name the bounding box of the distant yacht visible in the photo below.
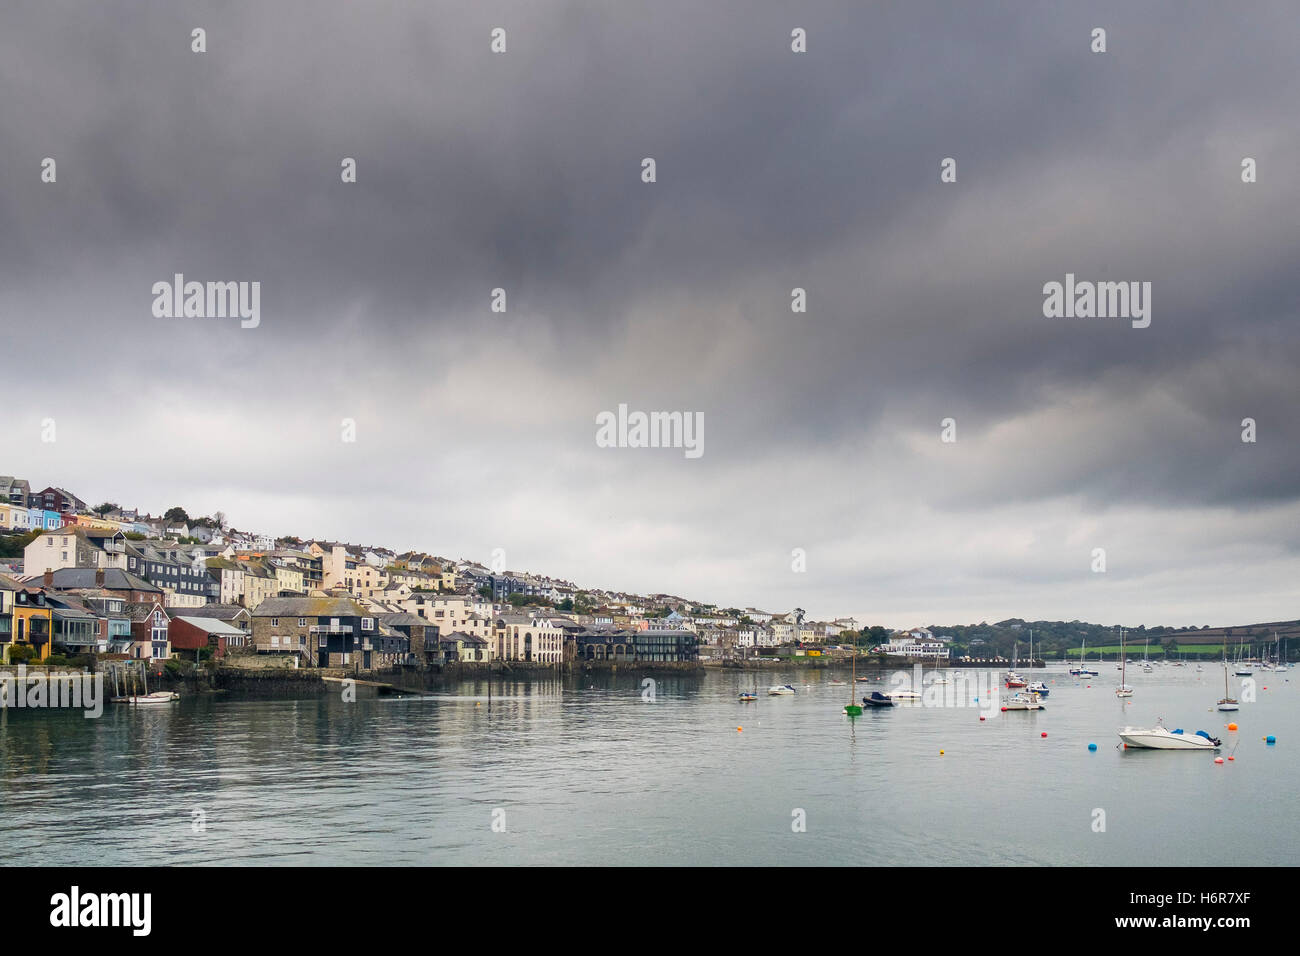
[768,684,795,696]
[1117,629,1133,697]
[1069,637,1098,676]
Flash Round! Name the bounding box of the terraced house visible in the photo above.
[1,572,53,662]
[251,596,409,668]
[23,526,126,575]
[127,541,211,606]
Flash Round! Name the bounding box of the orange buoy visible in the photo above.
[1041,732,1047,738]
[1228,756,1235,761]
[1228,723,1238,731]
[1214,757,1224,764]
[1001,706,1007,712]
[939,750,945,755]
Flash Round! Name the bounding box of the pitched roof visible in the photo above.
[182,604,250,620]
[34,568,162,593]
[251,596,365,618]
[172,616,245,636]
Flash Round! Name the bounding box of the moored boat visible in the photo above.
[768,684,795,696]
[862,692,895,707]
[112,691,178,706]
[1119,724,1221,750]
[1002,692,1044,710]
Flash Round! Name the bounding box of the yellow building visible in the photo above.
[0,574,53,662]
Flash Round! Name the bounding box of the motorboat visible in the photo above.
[861,692,895,707]
[1027,680,1050,697]
[767,685,796,696]
[1119,724,1221,750]
[1004,672,1027,688]
[888,689,922,701]
[1002,692,1044,711]
[738,692,758,701]
[112,691,179,706]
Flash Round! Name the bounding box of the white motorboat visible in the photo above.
[112,691,179,706]
[767,684,796,696]
[888,689,922,701]
[1002,692,1044,711]
[1119,724,1221,750]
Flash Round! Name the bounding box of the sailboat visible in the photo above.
[1142,636,1152,672]
[1217,646,1239,711]
[1069,636,1098,677]
[1116,628,1133,697]
[1025,629,1049,696]
[1233,634,1252,676]
[1005,639,1027,687]
[844,636,863,716]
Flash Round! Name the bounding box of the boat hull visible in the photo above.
[1119,728,1219,750]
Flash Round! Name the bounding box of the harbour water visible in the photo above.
[0,666,1293,865]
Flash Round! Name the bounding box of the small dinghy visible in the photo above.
[738,692,758,701]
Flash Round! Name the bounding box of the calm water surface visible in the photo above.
[1,667,1293,865]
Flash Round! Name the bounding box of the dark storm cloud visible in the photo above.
[1,0,1297,624]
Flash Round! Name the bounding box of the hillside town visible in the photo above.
[0,474,939,670]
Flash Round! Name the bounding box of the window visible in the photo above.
[297,618,306,627]
[362,618,373,631]
[271,618,278,626]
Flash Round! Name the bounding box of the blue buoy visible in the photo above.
[1088,743,1097,751]
[1266,735,1277,744]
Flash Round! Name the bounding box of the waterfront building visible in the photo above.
[251,596,406,669]
[169,615,248,659]
[438,631,491,663]
[634,628,700,663]
[121,602,171,660]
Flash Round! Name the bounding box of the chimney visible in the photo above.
[43,569,54,588]
[96,568,106,588]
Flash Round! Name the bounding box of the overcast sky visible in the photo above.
[2,1,1297,628]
